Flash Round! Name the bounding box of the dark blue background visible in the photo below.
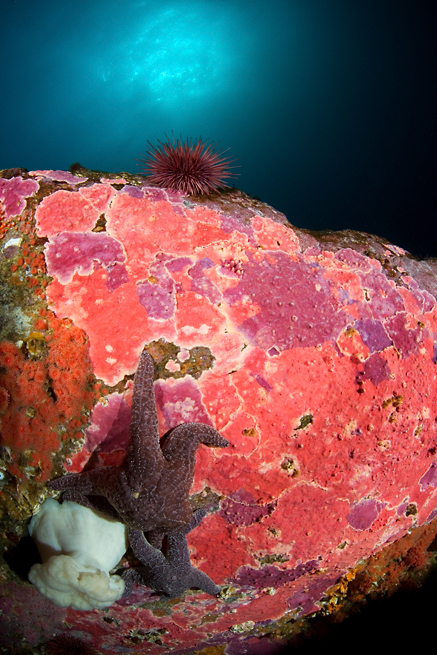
[1,0,436,257]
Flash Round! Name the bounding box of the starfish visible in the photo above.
[121,509,221,599]
[48,347,229,545]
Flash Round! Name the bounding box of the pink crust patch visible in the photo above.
[105,194,228,273]
[35,184,115,236]
[29,170,88,185]
[0,176,39,219]
[85,392,130,452]
[155,377,212,430]
[252,214,300,252]
[100,177,129,184]
[46,269,161,384]
[45,232,125,284]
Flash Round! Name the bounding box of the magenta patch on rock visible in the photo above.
[137,256,176,320]
[189,258,222,304]
[397,502,409,516]
[287,573,341,615]
[419,464,437,490]
[251,372,273,392]
[166,256,192,272]
[234,560,319,591]
[219,489,277,526]
[45,231,125,284]
[360,269,405,319]
[0,176,39,219]
[137,279,175,320]
[385,312,423,358]
[361,353,391,385]
[354,319,392,352]
[224,252,347,350]
[106,262,129,291]
[119,184,150,199]
[154,377,212,430]
[220,214,256,244]
[30,170,87,185]
[86,393,131,454]
[427,507,437,522]
[346,498,384,530]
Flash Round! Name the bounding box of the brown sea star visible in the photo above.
[49,348,229,547]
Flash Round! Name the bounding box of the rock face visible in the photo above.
[1,166,437,653]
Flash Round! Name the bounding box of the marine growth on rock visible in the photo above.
[48,348,228,600]
[1,166,437,654]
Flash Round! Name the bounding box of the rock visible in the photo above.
[1,166,437,653]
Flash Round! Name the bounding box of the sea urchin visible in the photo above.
[137,135,238,196]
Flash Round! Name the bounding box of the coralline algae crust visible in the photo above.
[1,166,437,653]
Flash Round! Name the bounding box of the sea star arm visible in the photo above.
[152,424,228,528]
[48,466,119,495]
[128,526,168,569]
[122,527,171,596]
[47,466,122,519]
[123,349,164,492]
[48,350,165,527]
[121,567,144,597]
[161,422,229,462]
[123,510,221,599]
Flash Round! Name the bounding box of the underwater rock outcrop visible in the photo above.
[1,166,437,653]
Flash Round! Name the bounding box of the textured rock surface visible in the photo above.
[1,166,437,653]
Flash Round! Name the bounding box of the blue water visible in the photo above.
[1,0,435,256]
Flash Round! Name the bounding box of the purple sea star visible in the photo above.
[121,509,221,599]
[49,348,229,592]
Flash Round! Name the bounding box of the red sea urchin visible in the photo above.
[137,135,238,196]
